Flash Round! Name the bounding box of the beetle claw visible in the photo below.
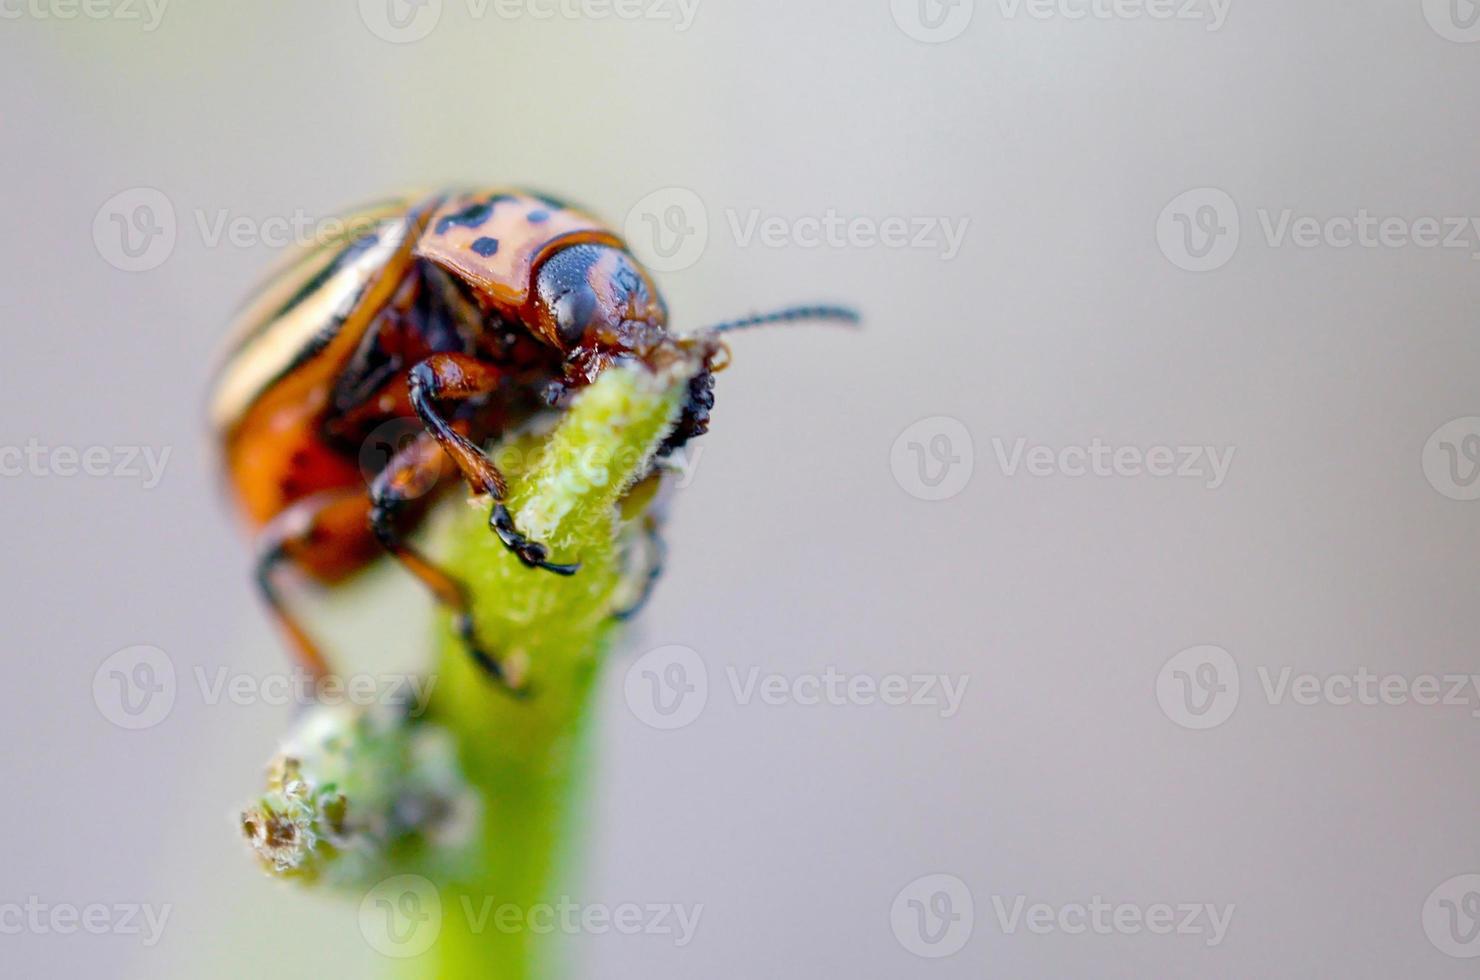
[490,504,581,576]
[528,554,581,576]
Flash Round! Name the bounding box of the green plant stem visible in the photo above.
[419,363,689,979]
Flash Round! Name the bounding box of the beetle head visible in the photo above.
[531,243,668,355]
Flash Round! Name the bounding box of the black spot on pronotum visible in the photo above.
[435,203,490,235]
[434,194,514,235]
[526,210,550,224]
[470,237,500,257]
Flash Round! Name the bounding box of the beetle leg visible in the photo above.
[253,489,370,682]
[367,432,528,695]
[407,353,579,576]
[611,515,667,622]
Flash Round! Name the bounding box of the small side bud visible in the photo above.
[239,703,479,888]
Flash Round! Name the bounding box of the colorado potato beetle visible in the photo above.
[209,188,856,691]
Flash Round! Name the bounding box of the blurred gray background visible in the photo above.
[5,0,1480,976]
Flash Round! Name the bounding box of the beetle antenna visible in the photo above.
[704,305,861,334]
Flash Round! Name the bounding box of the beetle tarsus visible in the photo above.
[454,612,530,698]
[490,503,580,575]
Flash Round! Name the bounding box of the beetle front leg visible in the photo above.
[367,432,529,695]
[407,353,578,575]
